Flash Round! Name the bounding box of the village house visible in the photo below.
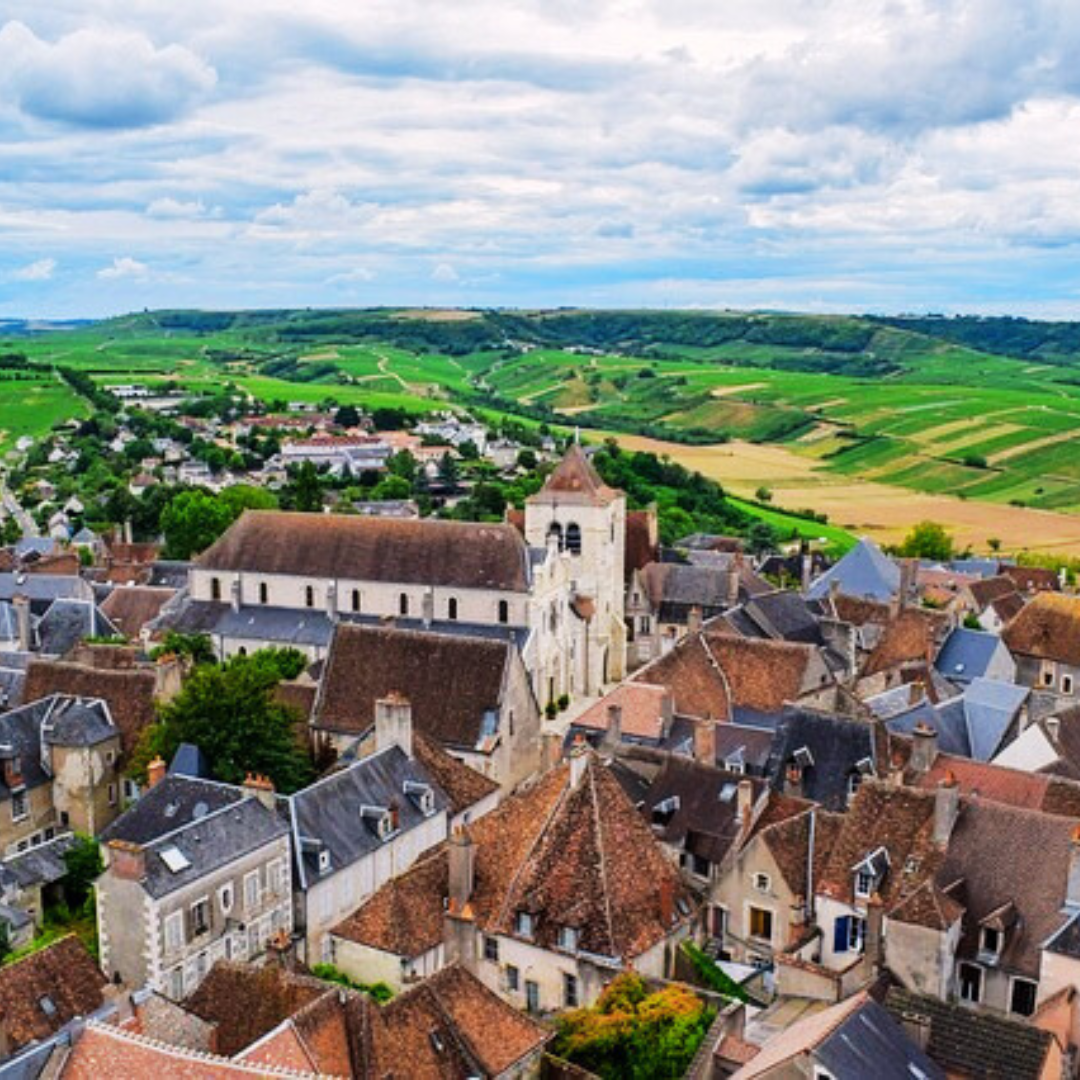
[1004,592,1080,714]
[96,768,293,1000]
[330,749,694,1012]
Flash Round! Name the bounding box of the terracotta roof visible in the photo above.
[914,754,1080,818]
[887,879,965,931]
[99,586,176,639]
[967,574,1022,610]
[624,510,658,577]
[314,624,511,749]
[630,634,731,720]
[1003,592,1080,665]
[412,733,499,818]
[27,554,81,576]
[862,608,949,677]
[704,630,830,714]
[815,780,941,908]
[235,1023,321,1073]
[717,1035,760,1065]
[23,658,157,759]
[332,847,449,958]
[575,682,670,741]
[0,936,107,1053]
[1002,564,1060,593]
[759,808,842,899]
[527,443,619,506]
[274,680,318,723]
[184,963,327,1058]
[830,594,892,626]
[197,511,531,592]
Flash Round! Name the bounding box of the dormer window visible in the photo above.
[558,926,578,952]
[855,870,874,899]
[360,805,395,841]
[793,746,814,769]
[516,912,534,938]
[404,780,435,816]
[318,849,331,873]
[652,795,679,826]
[982,927,1001,956]
[852,847,889,900]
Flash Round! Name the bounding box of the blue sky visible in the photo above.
[3,1,1080,319]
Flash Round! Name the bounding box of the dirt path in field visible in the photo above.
[709,382,767,397]
[611,433,1080,555]
[987,429,1077,464]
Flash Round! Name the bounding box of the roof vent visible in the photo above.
[192,801,209,820]
[159,846,191,873]
[39,996,56,1018]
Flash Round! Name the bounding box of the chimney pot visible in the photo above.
[693,718,716,765]
[448,829,475,915]
[147,756,167,789]
[374,693,413,758]
[911,722,939,774]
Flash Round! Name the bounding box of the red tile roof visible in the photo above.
[1004,592,1080,666]
[630,634,731,720]
[527,444,619,506]
[574,682,670,740]
[99,586,175,639]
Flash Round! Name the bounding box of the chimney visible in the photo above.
[326,582,338,623]
[123,519,133,545]
[687,605,703,635]
[864,892,885,971]
[900,1012,932,1054]
[12,595,31,653]
[108,839,146,882]
[448,829,475,914]
[243,772,276,811]
[911,721,938,774]
[422,590,434,628]
[569,739,589,788]
[660,691,674,730]
[934,773,960,846]
[784,764,803,799]
[146,756,167,789]
[801,551,813,593]
[736,779,754,829]
[727,565,740,608]
[230,577,241,614]
[375,692,413,758]
[1066,825,1080,909]
[659,877,675,926]
[693,718,716,765]
[899,558,916,610]
[605,703,622,746]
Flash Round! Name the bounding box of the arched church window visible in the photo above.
[565,523,582,555]
[547,522,564,550]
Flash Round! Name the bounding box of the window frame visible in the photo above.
[1009,976,1038,1017]
[958,961,983,1004]
[563,972,579,1008]
[243,869,261,913]
[164,910,185,952]
[190,896,210,937]
[748,905,773,942]
[10,790,27,823]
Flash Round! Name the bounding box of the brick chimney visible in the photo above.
[693,718,716,765]
[659,877,675,926]
[569,738,590,788]
[146,756,167,789]
[864,892,885,971]
[736,779,754,830]
[911,721,938,775]
[605,703,622,746]
[934,772,960,846]
[243,772,276,811]
[447,829,475,915]
[109,839,146,882]
[687,605,703,634]
[374,692,413,758]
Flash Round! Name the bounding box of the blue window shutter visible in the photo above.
[834,916,850,953]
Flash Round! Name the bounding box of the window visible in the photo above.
[833,915,865,954]
[244,870,261,912]
[547,522,563,550]
[219,884,234,915]
[169,967,184,1001]
[164,910,184,951]
[981,927,1001,956]
[484,936,499,962]
[276,859,290,894]
[1064,674,1075,695]
[558,926,578,952]
[754,873,771,894]
[525,979,540,1013]
[847,773,862,803]
[498,599,509,624]
[190,898,210,937]
[105,750,116,767]
[749,906,773,942]
[108,783,117,806]
[448,597,458,621]
[563,972,579,1008]
[516,912,534,938]
[351,589,361,613]
[855,870,874,899]
[259,582,269,604]
[305,585,314,608]
[1042,662,1056,687]
[1010,977,1038,1017]
[211,577,221,601]
[10,790,26,822]
[399,593,409,616]
[565,522,582,555]
[506,965,520,992]
[959,962,983,1004]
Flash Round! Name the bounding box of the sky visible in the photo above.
[4,1,1080,319]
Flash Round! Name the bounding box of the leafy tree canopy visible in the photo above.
[898,520,954,561]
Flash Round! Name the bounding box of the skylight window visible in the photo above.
[160,846,191,873]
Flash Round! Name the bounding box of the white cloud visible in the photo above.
[431,263,460,283]
[146,197,207,219]
[12,258,56,281]
[97,256,150,280]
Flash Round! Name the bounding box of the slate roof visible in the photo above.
[765,709,878,810]
[806,537,900,602]
[0,574,91,615]
[314,623,514,751]
[197,510,532,592]
[23,658,157,760]
[100,775,244,846]
[734,992,943,1080]
[729,590,829,647]
[714,722,776,774]
[0,936,107,1055]
[1003,592,1080,665]
[286,744,449,886]
[36,600,119,657]
[0,834,78,891]
[884,987,1056,1080]
[934,628,1008,684]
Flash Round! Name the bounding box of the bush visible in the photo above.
[545,701,558,720]
[310,963,393,1003]
[557,694,570,711]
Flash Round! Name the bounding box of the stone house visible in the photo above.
[1004,593,1080,707]
[96,772,293,1000]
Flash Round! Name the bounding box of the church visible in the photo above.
[180,444,631,712]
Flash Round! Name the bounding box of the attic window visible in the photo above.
[855,870,875,899]
[160,846,191,874]
[558,926,578,952]
[719,784,737,803]
[981,927,1001,956]
[855,757,874,775]
[516,912,534,939]
[318,850,331,873]
[754,872,771,893]
[793,746,814,768]
[652,796,679,825]
[404,780,435,816]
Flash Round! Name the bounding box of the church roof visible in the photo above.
[527,444,620,506]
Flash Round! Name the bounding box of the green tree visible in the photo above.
[150,631,216,666]
[334,404,361,428]
[62,834,105,910]
[755,485,773,503]
[130,650,313,793]
[161,490,234,559]
[747,521,779,555]
[220,484,277,518]
[371,475,412,501]
[387,450,418,483]
[899,520,954,561]
[288,461,323,513]
[437,452,460,490]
